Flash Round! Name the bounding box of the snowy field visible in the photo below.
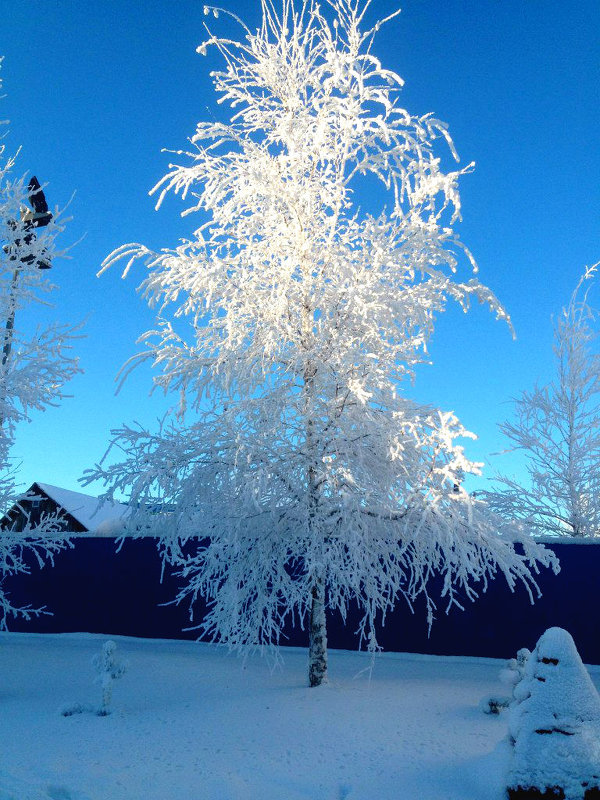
[3,632,597,800]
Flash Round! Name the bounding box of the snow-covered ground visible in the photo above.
[2,633,597,800]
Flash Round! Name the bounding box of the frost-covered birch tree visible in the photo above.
[0,57,80,626]
[89,0,555,686]
[486,266,600,538]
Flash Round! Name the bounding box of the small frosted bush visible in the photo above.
[92,640,127,716]
[480,647,531,715]
[61,639,127,717]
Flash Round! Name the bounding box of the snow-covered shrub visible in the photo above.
[92,640,127,716]
[507,627,600,799]
[61,640,127,718]
[502,648,532,693]
[480,647,531,715]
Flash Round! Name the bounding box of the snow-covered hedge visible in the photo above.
[507,627,600,799]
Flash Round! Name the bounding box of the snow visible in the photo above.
[4,633,595,800]
[35,483,130,534]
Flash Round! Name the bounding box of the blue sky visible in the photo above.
[1,0,599,497]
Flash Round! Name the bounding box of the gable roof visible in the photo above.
[34,483,130,534]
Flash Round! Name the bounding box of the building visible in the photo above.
[0,482,130,534]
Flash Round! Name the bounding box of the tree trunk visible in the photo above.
[308,578,328,687]
[301,288,328,687]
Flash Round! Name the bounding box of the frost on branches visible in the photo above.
[487,266,600,538]
[0,57,80,627]
[90,1,556,685]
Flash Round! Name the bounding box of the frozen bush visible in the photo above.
[61,640,127,718]
[92,640,127,716]
[480,647,531,715]
[507,627,600,799]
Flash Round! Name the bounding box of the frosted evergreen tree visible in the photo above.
[486,266,600,538]
[0,57,80,626]
[89,0,556,686]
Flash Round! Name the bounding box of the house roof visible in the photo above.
[35,483,130,535]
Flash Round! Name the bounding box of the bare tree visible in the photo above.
[486,266,600,537]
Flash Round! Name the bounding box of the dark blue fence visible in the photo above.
[3,537,599,663]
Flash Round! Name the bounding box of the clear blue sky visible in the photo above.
[1,0,599,497]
